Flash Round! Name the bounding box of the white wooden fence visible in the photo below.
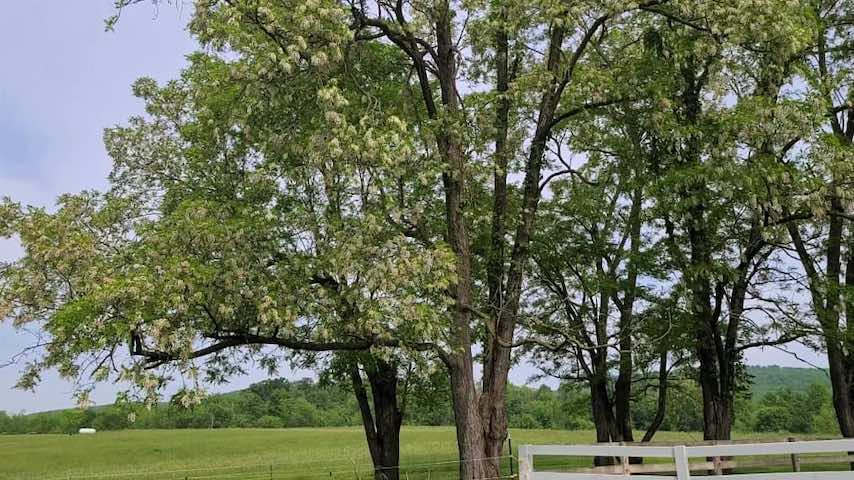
[518,438,854,479]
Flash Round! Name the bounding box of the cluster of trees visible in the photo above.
[0,379,365,434]
[0,373,840,436]
[0,0,852,478]
[746,384,839,434]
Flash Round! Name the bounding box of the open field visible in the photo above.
[0,427,834,480]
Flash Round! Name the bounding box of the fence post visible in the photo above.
[673,445,691,480]
[788,437,801,472]
[508,435,514,478]
[711,440,721,476]
[712,455,723,476]
[619,442,630,476]
[518,445,531,480]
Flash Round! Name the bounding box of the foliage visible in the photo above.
[2,368,841,436]
[0,40,455,406]
[0,0,853,467]
[746,366,831,398]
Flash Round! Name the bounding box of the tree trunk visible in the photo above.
[816,196,854,441]
[615,183,643,450]
[696,314,735,442]
[690,226,734,442]
[590,374,617,466]
[448,357,497,480]
[429,4,505,477]
[675,53,737,443]
[841,227,854,441]
[479,7,514,473]
[350,359,402,480]
[812,11,854,448]
[827,344,854,437]
[699,382,734,442]
[641,350,670,443]
[788,219,854,441]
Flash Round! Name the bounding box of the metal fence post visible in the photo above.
[673,445,691,480]
[518,445,531,480]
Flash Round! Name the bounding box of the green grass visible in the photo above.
[0,428,838,480]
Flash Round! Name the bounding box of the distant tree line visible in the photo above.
[0,376,840,436]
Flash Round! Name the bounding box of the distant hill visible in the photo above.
[7,365,832,416]
[1,365,841,435]
[746,365,830,398]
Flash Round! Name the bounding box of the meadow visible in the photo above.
[0,427,814,480]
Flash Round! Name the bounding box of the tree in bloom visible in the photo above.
[3,0,848,478]
[0,38,454,477]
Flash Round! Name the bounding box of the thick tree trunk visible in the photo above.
[841,229,854,440]
[827,343,854,437]
[811,13,854,449]
[479,365,510,475]
[696,314,735,442]
[699,383,734,441]
[361,6,602,478]
[818,198,854,440]
[675,54,738,443]
[448,357,497,479]
[480,8,514,473]
[350,359,402,480]
[689,222,734,442]
[432,3,501,476]
[434,3,510,476]
[614,341,634,443]
[589,374,617,466]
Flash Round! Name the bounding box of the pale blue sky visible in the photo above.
[0,1,826,414]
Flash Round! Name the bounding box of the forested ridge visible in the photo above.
[1,367,838,436]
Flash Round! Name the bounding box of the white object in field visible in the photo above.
[78,428,96,434]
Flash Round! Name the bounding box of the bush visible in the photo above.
[255,415,282,428]
[753,406,790,432]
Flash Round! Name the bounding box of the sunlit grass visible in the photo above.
[0,427,836,480]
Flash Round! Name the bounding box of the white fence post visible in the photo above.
[518,445,531,480]
[673,445,691,480]
[519,439,854,479]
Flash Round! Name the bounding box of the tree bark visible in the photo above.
[787,219,854,439]
[430,3,500,478]
[641,350,670,443]
[810,5,854,445]
[350,359,402,480]
[353,6,610,478]
[448,356,495,479]
[674,53,738,443]
[614,183,643,447]
[589,373,617,466]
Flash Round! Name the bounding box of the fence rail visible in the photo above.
[518,438,854,479]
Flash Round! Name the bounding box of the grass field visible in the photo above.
[0,427,839,480]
